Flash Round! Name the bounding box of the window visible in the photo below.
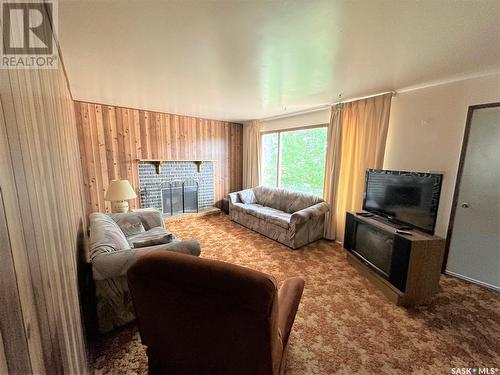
[261,126,328,197]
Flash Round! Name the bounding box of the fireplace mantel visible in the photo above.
[138,159,217,174]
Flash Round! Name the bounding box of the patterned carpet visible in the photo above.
[93,214,500,375]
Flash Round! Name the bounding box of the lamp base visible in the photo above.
[111,200,129,213]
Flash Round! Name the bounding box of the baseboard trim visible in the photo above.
[445,271,500,292]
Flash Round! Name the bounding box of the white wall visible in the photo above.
[256,72,500,240]
[259,108,330,132]
[383,72,500,238]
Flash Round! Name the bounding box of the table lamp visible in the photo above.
[105,179,137,213]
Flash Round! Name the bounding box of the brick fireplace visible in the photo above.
[138,161,214,215]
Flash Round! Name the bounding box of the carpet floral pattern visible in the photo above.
[93,214,500,374]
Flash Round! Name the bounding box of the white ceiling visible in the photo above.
[59,0,500,122]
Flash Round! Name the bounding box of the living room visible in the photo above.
[0,1,499,374]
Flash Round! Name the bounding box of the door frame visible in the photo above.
[442,101,500,273]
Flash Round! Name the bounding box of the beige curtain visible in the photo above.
[323,93,392,241]
[323,105,343,240]
[242,120,261,189]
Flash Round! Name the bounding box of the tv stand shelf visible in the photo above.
[344,212,445,307]
[369,214,413,230]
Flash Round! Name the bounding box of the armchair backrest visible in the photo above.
[88,209,165,260]
[88,213,131,260]
[128,251,283,375]
[109,208,165,232]
[253,185,323,213]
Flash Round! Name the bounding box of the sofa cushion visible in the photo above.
[231,202,249,213]
[238,189,257,204]
[127,227,175,248]
[89,213,131,259]
[253,186,288,211]
[91,240,201,281]
[265,211,291,229]
[244,204,268,219]
[244,204,291,229]
[110,213,145,237]
[136,209,165,230]
[284,190,323,213]
[110,209,164,231]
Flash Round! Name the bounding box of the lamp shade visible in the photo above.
[105,180,137,201]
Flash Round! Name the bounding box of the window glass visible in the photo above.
[261,132,279,187]
[261,127,327,197]
[279,127,327,196]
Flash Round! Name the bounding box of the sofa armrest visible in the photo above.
[290,202,330,225]
[278,277,305,348]
[228,192,241,205]
[92,240,201,280]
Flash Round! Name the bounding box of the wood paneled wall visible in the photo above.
[74,101,243,214]
[0,4,88,374]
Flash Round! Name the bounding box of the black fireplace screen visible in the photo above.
[162,181,199,216]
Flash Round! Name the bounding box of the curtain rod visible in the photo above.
[334,90,396,105]
[258,90,396,122]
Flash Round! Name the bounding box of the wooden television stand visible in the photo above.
[344,212,445,307]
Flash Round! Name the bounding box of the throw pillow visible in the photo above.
[127,227,175,248]
[238,189,257,204]
[109,213,146,237]
[88,213,131,259]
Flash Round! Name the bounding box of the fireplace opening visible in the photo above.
[138,161,214,212]
[161,180,199,216]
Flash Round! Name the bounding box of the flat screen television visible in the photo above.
[362,169,443,234]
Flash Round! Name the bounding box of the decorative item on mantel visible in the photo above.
[105,179,137,213]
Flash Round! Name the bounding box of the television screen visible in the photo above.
[363,169,443,234]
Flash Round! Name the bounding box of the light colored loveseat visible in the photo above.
[229,186,329,249]
[88,209,201,332]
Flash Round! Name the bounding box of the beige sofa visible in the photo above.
[229,186,329,249]
[88,209,201,332]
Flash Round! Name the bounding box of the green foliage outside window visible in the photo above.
[261,127,327,197]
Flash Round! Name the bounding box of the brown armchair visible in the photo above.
[128,251,305,375]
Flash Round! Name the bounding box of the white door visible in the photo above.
[446,105,500,290]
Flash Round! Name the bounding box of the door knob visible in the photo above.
[461,202,470,208]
